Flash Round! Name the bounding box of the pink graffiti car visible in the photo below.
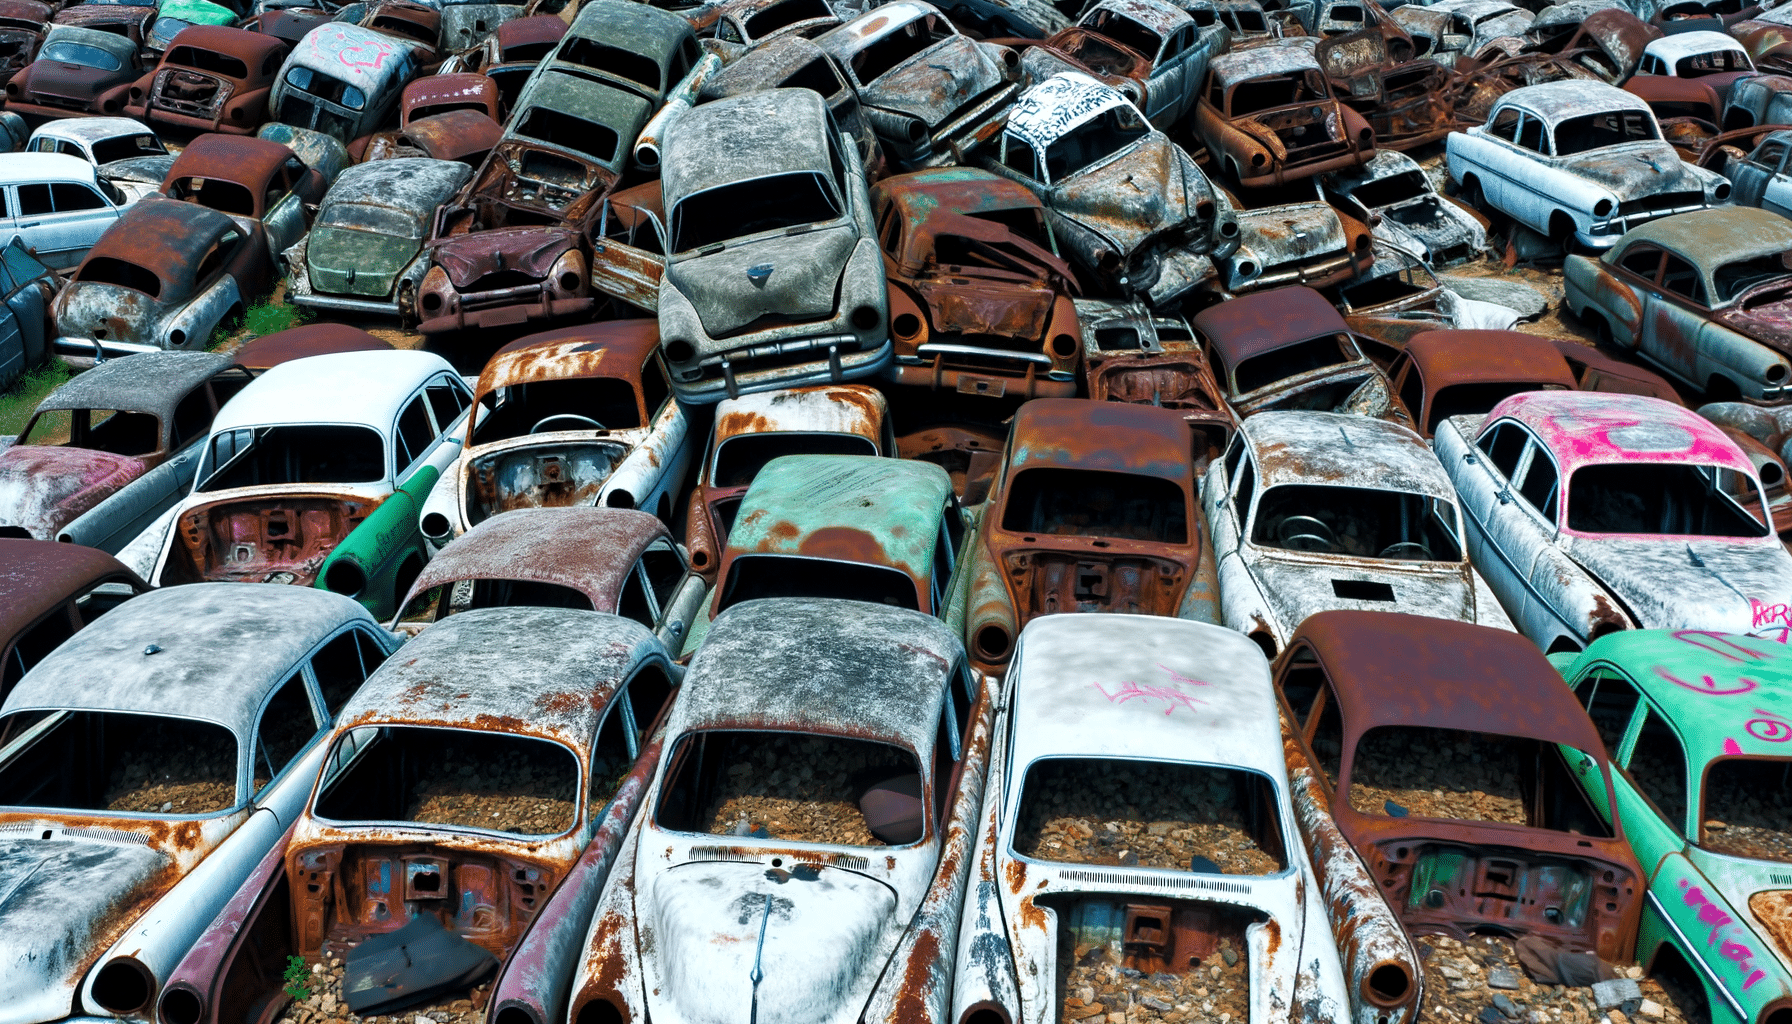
[1437,390,1792,653]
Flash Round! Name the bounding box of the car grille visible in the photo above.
[1616,191,1703,218]
[152,69,230,118]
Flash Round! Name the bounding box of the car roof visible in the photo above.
[675,598,960,754]
[83,200,237,295]
[163,23,289,62]
[1008,614,1284,775]
[36,351,233,419]
[822,0,943,53]
[341,606,661,750]
[0,153,102,186]
[1610,205,1792,267]
[29,117,157,148]
[475,319,658,406]
[1291,611,1609,757]
[713,385,887,448]
[289,22,419,86]
[1485,391,1755,475]
[564,0,693,53]
[400,508,669,618]
[166,133,294,190]
[1243,411,1454,497]
[231,324,392,372]
[511,71,654,161]
[44,24,142,61]
[1004,72,1132,151]
[1006,398,1196,482]
[1402,330,1578,391]
[1494,80,1649,124]
[1644,29,1748,61]
[1575,630,1792,769]
[211,349,456,436]
[0,540,141,644]
[1329,149,1425,191]
[326,157,471,210]
[701,34,836,99]
[1082,0,1193,34]
[1211,40,1323,83]
[664,88,831,200]
[1193,285,1352,370]
[4,584,372,738]
[874,166,1041,222]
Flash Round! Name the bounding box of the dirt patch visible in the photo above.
[105,728,236,814]
[402,740,578,835]
[1418,934,1701,1024]
[1015,760,1283,875]
[1345,727,1529,826]
[700,734,913,847]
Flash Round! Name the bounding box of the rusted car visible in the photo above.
[1191,285,1404,420]
[683,384,893,581]
[1215,0,1285,46]
[151,350,471,619]
[1274,611,1643,960]
[1636,29,1758,96]
[0,237,61,389]
[1564,206,1792,403]
[232,324,392,376]
[246,7,333,49]
[143,0,242,57]
[525,0,701,111]
[271,22,426,142]
[698,33,883,173]
[417,321,691,545]
[566,597,994,1024]
[1194,44,1376,188]
[1013,0,1219,129]
[0,353,251,556]
[286,158,471,322]
[329,0,443,65]
[1319,35,1456,154]
[955,614,1385,1024]
[26,116,170,204]
[4,26,146,119]
[395,506,706,649]
[126,26,288,135]
[358,108,502,166]
[0,0,47,91]
[51,3,156,53]
[439,0,524,53]
[1625,70,1725,158]
[158,605,676,1019]
[51,202,266,367]
[1325,150,1488,267]
[437,14,563,114]
[816,1,1021,170]
[983,73,1238,308]
[0,539,145,696]
[417,71,655,335]
[1709,127,1792,219]
[1437,391,1792,650]
[1390,0,1533,65]
[1076,297,1236,461]
[1215,177,1373,296]
[159,133,326,269]
[657,88,891,402]
[1319,241,1522,345]
[872,168,1081,400]
[706,0,843,57]
[1201,410,1513,658]
[0,583,396,1024]
[957,398,1219,677]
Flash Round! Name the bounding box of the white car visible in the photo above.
[1634,29,1755,81]
[0,153,130,270]
[952,613,1360,1024]
[24,116,170,202]
[1436,390,1792,653]
[1325,150,1487,267]
[1202,410,1514,659]
[1446,81,1731,250]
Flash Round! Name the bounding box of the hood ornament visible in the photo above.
[747,263,774,287]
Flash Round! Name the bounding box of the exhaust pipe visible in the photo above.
[634,53,723,171]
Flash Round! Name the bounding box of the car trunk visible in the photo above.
[464,437,629,527]
[160,493,376,586]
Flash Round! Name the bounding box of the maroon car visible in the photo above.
[6,25,146,119]
[127,27,289,135]
[0,0,50,91]
[0,539,146,697]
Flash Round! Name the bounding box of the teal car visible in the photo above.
[1555,631,1792,1024]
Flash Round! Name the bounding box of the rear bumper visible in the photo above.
[418,296,594,335]
[53,335,162,371]
[147,106,255,135]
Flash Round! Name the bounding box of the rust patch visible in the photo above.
[1005,855,1027,894]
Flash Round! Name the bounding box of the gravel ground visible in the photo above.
[1015,761,1283,874]
[701,734,915,846]
[402,740,577,835]
[278,955,492,1024]
[1059,939,1249,1024]
[1700,762,1792,862]
[105,729,236,814]
[1345,728,1530,825]
[1417,935,1702,1024]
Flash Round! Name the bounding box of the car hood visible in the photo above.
[860,35,1002,126]
[665,224,855,339]
[1555,143,1705,200]
[0,445,147,540]
[1715,280,1792,357]
[1379,197,1483,258]
[308,226,418,298]
[432,227,575,290]
[1564,533,1792,633]
[1250,552,1475,637]
[26,61,128,104]
[0,837,173,1024]
[643,859,901,1024]
[1052,135,1194,258]
[1235,201,1347,267]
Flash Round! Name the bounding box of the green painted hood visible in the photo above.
[307,226,418,299]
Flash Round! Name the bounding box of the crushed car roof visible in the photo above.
[1004,72,1131,151]
[31,117,160,148]
[1483,391,1755,474]
[85,201,238,294]
[664,89,833,200]
[35,351,233,417]
[1243,411,1455,497]
[166,134,294,191]
[1193,286,1354,370]
[210,350,456,435]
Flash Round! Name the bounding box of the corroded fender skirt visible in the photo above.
[1280,714,1423,1024]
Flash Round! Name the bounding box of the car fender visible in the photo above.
[599,400,691,518]
[564,812,649,1024]
[166,277,243,350]
[1695,320,1792,399]
[155,824,298,1024]
[947,683,1021,1024]
[1217,546,1280,651]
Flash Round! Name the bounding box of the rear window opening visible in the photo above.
[369,14,437,44]
[718,554,920,611]
[712,431,879,488]
[849,12,952,83]
[1344,726,1614,836]
[198,424,386,490]
[1227,70,1330,115]
[0,711,238,814]
[656,730,926,846]
[1552,110,1657,155]
[1080,8,1163,56]
[168,176,258,218]
[514,105,620,164]
[472,377,642,445]
[1701,757,1792,862]
[1345,170,1430,209]
[284,66,366,111]
[465,440,628,527]
[1232,335,1357,394]
[314,727,581,836]
[90,134,166,166]
[1566,463,1769,538]
[165,45,249,78]
[1325,259,1435,311]
[1251,484,1461,561]
[22,407,159,456]
[781,55,848,98]
[560,38,663,93]
[76,256,162,298]
[670,171,842,253]
[1044,893,1258,1024]
[1045,106,1150,181]
[407,101,486,121]
[746,0,832,37]
[1426,382,1555,435]
[1002,468,1188,544]
[1013,758,1287,874]
[398,578,596,626]
[1676,50,1750,75]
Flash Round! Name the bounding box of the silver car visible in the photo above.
[0,153,130,270]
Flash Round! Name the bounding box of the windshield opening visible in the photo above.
[1566,463,1770,537]
[198,424,387,490]
[1347,170,1430,208]
[713,431,879,487]
[1347,725,1615,837]
[0,711,238,814]
[1714,254,1789,303]
[718,554,920,612]
[1553,110,1658,155]
[22,406,158,454]
[471,376,641,444]
[1014,757,1287,873]
[1232,334,1357,393]
[42,40,124,71]
[1002,467,1189,543]
[670,171,842,252]
[783,55,848,99]
[850,12,952,83]
[168,176,258,217]
[1081,8,1164,56]
[1251,484,1462,560]
[1045,105,1150,181]
[74,255,162,297]
[407,100,485,121]
[747,0,833,37]
[1228,69,1329,115]
[1675,49,1750,75]
[514,105,621,163]
[560,37,662,92]
[398,578,595,625]
[314,727,581,835]
[165,45,248,78]
[656,730,926,846]
[90,133,166,165]
[1701,757,1792,862]
[1224,7,1268,30]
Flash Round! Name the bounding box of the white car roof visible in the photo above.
[1243,410,1456,498]
[28,117,158,149]
[210,349,456,437]
[1493,80,1649,126]
[1643,30,1750,64]
[1006,615,1284,779]
[0,153,103,186]
[1004,72,1135,151]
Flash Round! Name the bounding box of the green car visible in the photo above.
[1554,631,1792,1024]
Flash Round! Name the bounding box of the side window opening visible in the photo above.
[425,380,470,434]
[1517,444,1559,520]
[171,387,213,450]
[1308,685,1344,786]
[1,607,78,697]
[626,663,674,743]
[396,396,434,470]
[310,630,372,717]
[591,698,636,807]
[933,701,959,823]
[51,183,106,212]
[1629,708,1689,833]
[619,566,654,627]
[640,542,685,613]
[255,673,320,793]
[1576,667,1642,756]
[17,183,51,216]
[1478,421,1527,479]
[1279,646,1325,722]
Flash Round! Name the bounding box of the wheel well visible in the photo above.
[1706,374,1742,403]
[1248,631,1277,661]
[657,492,672,524]
[1644,941,1713,1024]
[1548,210,1576,242]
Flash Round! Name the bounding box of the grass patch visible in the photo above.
[208,298,308,351]
[0,360,69,439]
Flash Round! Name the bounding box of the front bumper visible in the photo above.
[1579,201,1717,249]
[672,336,894,404]
[1236,146,1374,187]
[53,335,163,370]
[418,295,594,335]
[890,344,1078,399]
